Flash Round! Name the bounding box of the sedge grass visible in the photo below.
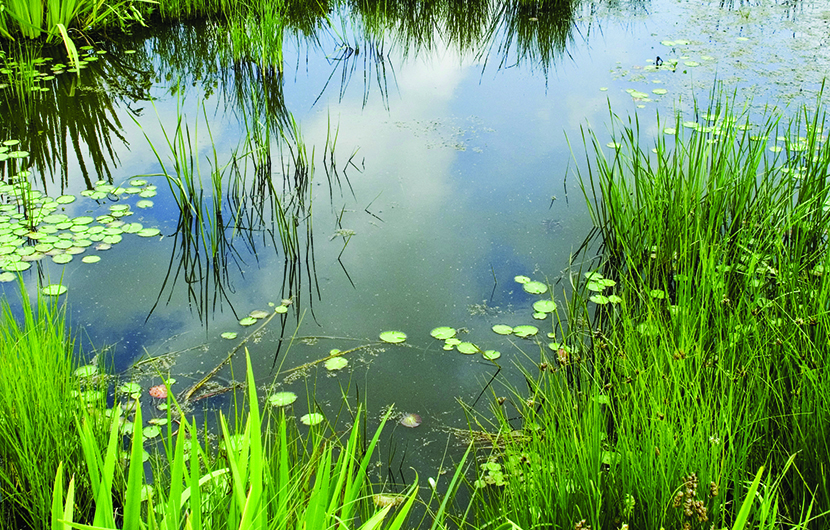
[461,91,830,529]
[0,282,106,530]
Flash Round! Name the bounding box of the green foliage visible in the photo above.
[51,349,419,530]
[0,281,106,529]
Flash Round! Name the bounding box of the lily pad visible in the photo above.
[532,300,557,313]
[136,200,154,209]
[137,228,161,237]
[513,325,538,338]
[221,331,238,340]
[81,255,101,264]
[430,326,456,340]
[379,331,407,344]
[249,309,270,319]
[274,305,288,314]
[119,382,141,394]
[143,426,161,439]
[74,365,98,377]
[52,254,73,264]
[267,391,297,407]
[41,284,67,296]
[325,357,348,371]
[514,275,531,284]
[492,324,513,335]
[457,342,479,354]
[482,350,501,361]
[522,281,547,294]
[239,317,257,326]
[300,413,324,426]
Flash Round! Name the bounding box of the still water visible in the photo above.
[0,0,825,480]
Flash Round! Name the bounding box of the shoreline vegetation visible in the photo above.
[0,1,829,529]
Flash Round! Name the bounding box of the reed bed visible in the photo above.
[463,94,830,528]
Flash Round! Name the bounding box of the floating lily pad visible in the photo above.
[325,357,348,371]
[379,331,407,344]
[652,88,668,95]
[137,228,161,237]
[532,312,547,320]
[239,317,257,326]
[0,272,16,282]
[457,342,478,354]
[300,413,324,426]
[249,309,270,319]
[148,385,167,399]
[445,338,462,346]
[513,325,538,338]
[274,305,288,314]
[514,275,531,284]
[522,281,547,294]
[130,179,147,186]
[73,216,94,225]
[267,391,297,407]
[3,260,31,272]
[492,324,513,335]
[482,350,501,361]
[430,326,456,340]
[136,200,154,209]
[119,382,141,394]
[400,413,422,428]
[41,284,67,296]
[74,365,98,377]
[52,254,73,264]
[532,300,557,313]
[221,331,238,340]
[143,426,161,439]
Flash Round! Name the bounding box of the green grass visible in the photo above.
[0,281,107,529]
[461,92,830,529]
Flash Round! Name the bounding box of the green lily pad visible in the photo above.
[325,357,348,371]
[514,275,531,284]
[586,282,605,292]
[267,391,297,407]
[249,310,270,319]
[652,88,668,95]
[457,342,478,355]
[239,317,257,326]
[0,272,16,282]
[274,305,288,314]
[136,200,154,209]
[82,255,102,264]
[300,413,324,426]
[379,331,407,344]
[445,338,462,346]
[492,324,513,335]
[607,295,623,304]
[482,350,501,361]
[513,325,538,338]
[130,179,147,186]
[55,195,76,204]
[522,281,547,294]
[41,284,67,296]
[532,300,557,313]
[137,228,161,237]
[532,312,547,320]
[52,254,73,264]
[664,127,677,135]
[221,331,238,339]
[430,327,456,340]
[73,216,94,225]
[143,426,161,439]
[119,382,141,394]
[74,365,98,377]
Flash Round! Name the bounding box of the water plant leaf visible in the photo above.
[52,254,73,264]
[143,426,161,439]
[532,300,557,313]
[482,350,501,361]
[239,317,257,326]
[457,342,478,354]
[400,413,422,428]
[74,365,98,377]
[324,357,348,371]
[267,391,297,407]
[430,327,456,340]
[41,284,67,296]
[522,281,547,294]
[249,310,270,319]
[221,331,238,339]
[136,200,154,209]
[119,382,141,394]
[445,338,461,346]
[652,88,668,95]
[137,228,160,237]
[607,295,623,304]
[514,275,530,284]
[590,295,610,304]
[300,413,324,426]
[274,305,288,314]
[532,312,547,320]
[379,331,407,343]
[513,325,538,338]
[148,385,167,399]
[492,324,513,335]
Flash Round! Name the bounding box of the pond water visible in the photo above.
[0,0,826,482]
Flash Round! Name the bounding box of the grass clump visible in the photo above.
[463,92,830,528]
[0,282,106,529]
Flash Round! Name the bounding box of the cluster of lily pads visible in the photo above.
[0,167,162,282]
